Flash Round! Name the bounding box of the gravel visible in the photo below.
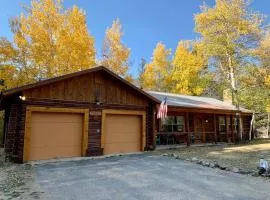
[0,161,44,200]
[155,139,270,178]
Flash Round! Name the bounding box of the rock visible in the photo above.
[251,172,258,177]
[209,162,217,168]
[196,160,202,165]
[232,167,240,173]
[172,153,178,157]
[163,153,168,156]
[202,160,210,167]
[219,165,227,170]
[191,157,198,162]
[239,169,250,175]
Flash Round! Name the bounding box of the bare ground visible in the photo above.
[154,139,270,175]
[0,154,44,200]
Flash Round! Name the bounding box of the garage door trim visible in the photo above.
[101,109,146,152]
[23,106,89,162]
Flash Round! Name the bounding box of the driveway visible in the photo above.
[34,154,270,200]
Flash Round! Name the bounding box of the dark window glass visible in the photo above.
[161,116,184,132]
[218,116,226,133]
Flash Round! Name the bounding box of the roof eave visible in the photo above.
[167,105,253,114]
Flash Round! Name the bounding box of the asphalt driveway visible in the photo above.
[34,154,270,200]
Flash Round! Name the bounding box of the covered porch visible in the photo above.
[155,109,241,146]
[149,91,254,147]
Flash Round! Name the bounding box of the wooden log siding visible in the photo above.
[4,103,26,163]
[23,71,149,106]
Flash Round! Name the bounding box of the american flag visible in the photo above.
[157,97,168,119]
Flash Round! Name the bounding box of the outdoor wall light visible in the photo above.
[19,96,26,101]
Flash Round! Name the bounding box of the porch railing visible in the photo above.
[156,131,216,145]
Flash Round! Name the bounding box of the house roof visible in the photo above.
[147,91,253,113]
[0,66,160,103]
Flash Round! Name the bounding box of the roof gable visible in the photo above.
[1,66,159,103]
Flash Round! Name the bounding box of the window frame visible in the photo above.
[218,116,226,134]
[160,115,185,132]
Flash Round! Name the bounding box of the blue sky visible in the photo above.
[1,0,270,77]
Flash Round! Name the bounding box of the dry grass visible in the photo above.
[155,139,270,172]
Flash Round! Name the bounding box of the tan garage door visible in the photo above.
[104,114,141,154]
[28,112,83,161]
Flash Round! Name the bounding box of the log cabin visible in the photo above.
[0,66,254,163]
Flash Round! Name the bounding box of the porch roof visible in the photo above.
[147,91,252,113]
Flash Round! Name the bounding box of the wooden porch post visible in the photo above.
[230,114,235,143]
[186,112,190,146]
[213,114,217,143]
[202,117,206,143]
[225,114,229,143]
[153,106,156,148]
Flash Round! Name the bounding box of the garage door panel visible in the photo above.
[29,145,82,161]
[31,112,82,123]
[104,142,141,154]
[30,124,82,147]
[29,112,83,161]
[104,114,142,155]
[105,132,140,143]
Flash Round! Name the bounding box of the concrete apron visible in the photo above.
[27,152,143,165]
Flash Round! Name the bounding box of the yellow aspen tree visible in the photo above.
[0,37,27,89]
[0,65,18,90]
[102,18,130,78]
[195,0,264,141]
[5,0,96,84]
[141,42,172,91]
[195,0,263,103]
[171,41,206,95]
[257,34,270,87]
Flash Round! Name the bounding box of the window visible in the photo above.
[161,116,184,132]
[218,116,226,133]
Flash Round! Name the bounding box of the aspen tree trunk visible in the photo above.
[249,113,255,141]
[227,53,242,143]
[267,113,270,138]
